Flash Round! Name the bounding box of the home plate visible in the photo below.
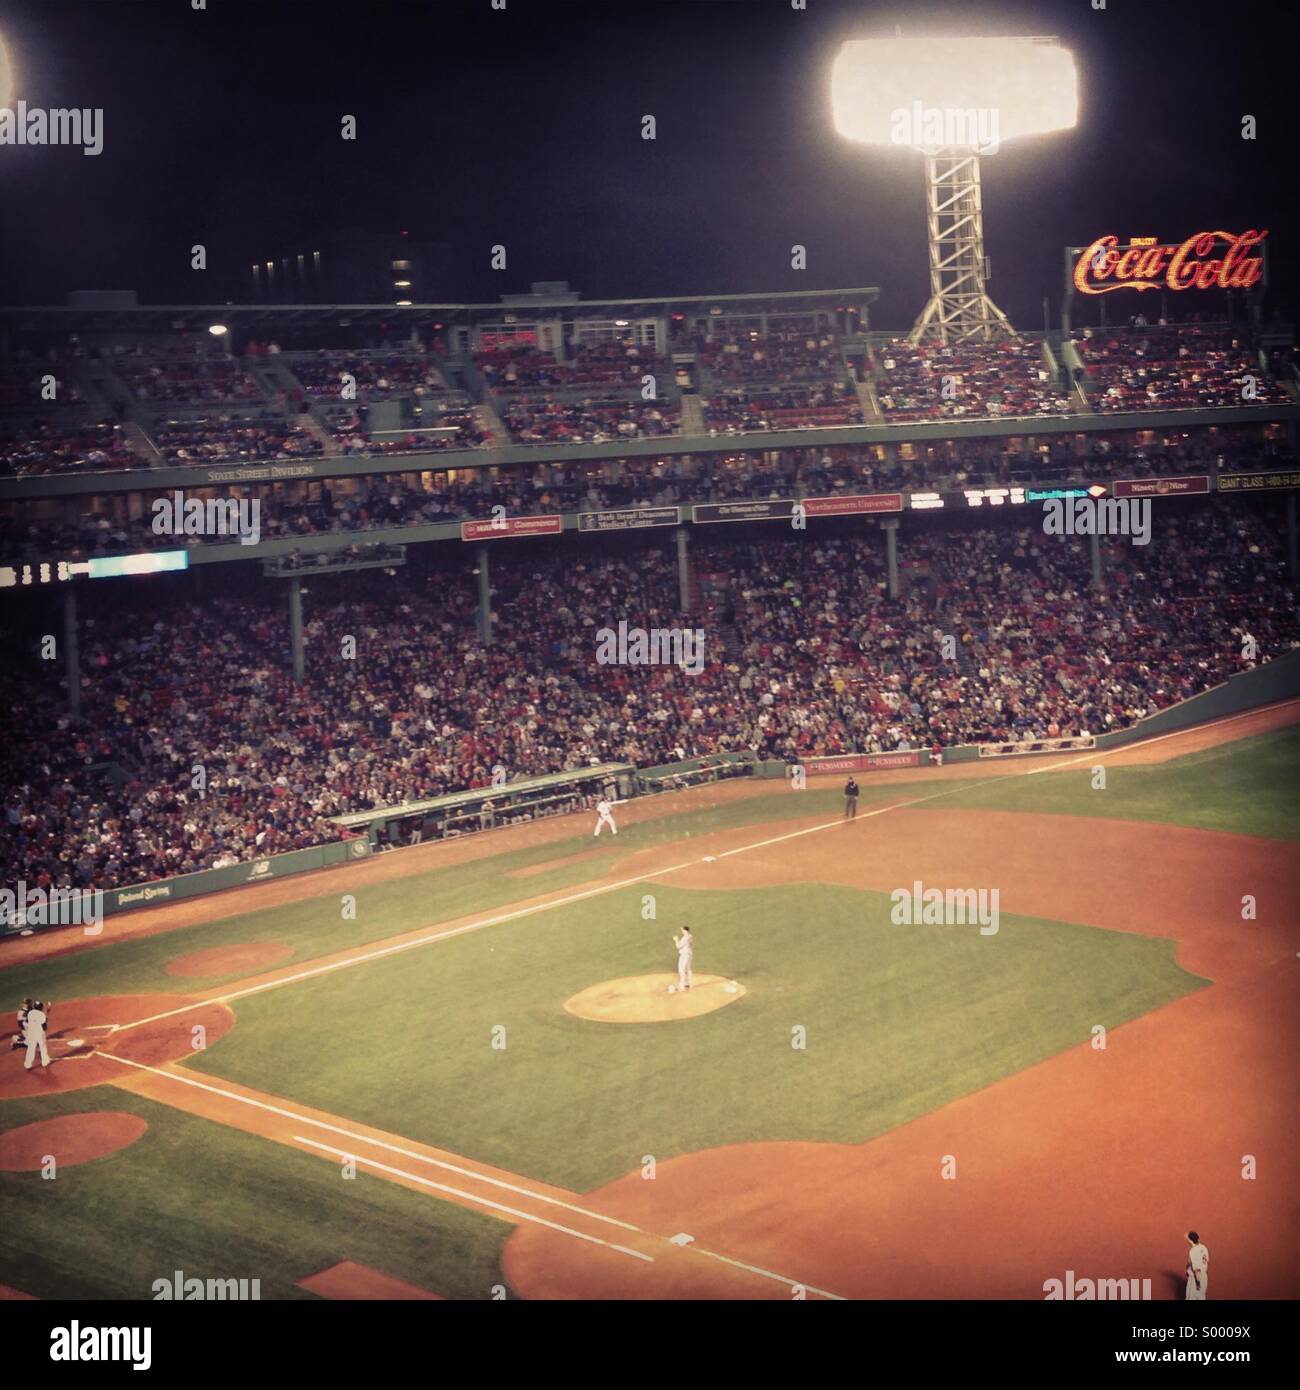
[702,855,716,862]
[669,1233,695,1246]
[723,982,738,994]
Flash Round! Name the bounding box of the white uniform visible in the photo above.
[674,932,693,990]
[24,1007,50,1070]
[593,798,617,836]
[1185,1242,1209,1300]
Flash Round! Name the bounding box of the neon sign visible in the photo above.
[1072,230,1266,295]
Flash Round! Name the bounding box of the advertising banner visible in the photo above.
[577,506,681,531]
[1217,469,1300,493]
[460,515,563,541]
[693,493,901,524]
[1070,230,1267,296]
[1111,475,1209,498]
[803,751,922,774]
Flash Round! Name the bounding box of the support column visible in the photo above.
[1287,492,1298,579]
[675,525,690,612]
[1090,528,1103,589]
[63,586,80,720]
[882,517,900,599]
[288,576,305,683]
[477,544,493,645]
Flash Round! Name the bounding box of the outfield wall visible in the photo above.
[1094,648,1300,749]
[1,838,373,935]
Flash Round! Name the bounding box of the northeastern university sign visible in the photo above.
[1071,230,1267,296]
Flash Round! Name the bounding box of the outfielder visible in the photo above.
[593,797,618,836]
[672,926,693,991]
[22,1000,50,1070]
[1185,1231,1209,1300]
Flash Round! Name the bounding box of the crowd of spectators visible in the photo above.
[476,341,669,391]
[121,361,265,404]
[875,337,1074,421]
[324,400,493,454]
[149,415,326,464]
[286,354,451,400]
[2,502,1295,892]
[1074,325,1294,412]
[698,330,848,383]
[500,395,679,444]
[703,383,863,433]
[0,421,141,479]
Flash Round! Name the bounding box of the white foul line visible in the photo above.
[289,1135,652,1263]
[97,1051,638,1229]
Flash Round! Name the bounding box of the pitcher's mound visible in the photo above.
[564,974,745,1023]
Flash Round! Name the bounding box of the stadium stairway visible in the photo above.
[679,392,706,437]
[476,395,512,446]
[121,419,163,466]
[853,375,883,422]
[297,410,339,455]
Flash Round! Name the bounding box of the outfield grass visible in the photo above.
[189,880,1203,1193]
[956,726,1300,839]
[0,1086,510,1300]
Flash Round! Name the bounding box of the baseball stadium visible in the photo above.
[0,0,1297,1339]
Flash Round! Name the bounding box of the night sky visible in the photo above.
[0,0,1293,327]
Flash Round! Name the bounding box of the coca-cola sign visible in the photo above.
[1072,230,1267,296]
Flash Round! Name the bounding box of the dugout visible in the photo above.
[331,762,636,848]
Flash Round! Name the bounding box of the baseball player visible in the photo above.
[843,777,859,820]
[593,797,618,837]
[672,926,693,991]
[1185,1231,1209,1301]
[22,1000,50,1070]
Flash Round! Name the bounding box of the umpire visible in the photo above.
[844,777,859,820]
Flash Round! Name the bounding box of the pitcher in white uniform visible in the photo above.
[1184,1231,1209,1300]
[23,1003,50,1070]
[672,926,693,991]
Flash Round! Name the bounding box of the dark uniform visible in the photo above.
[844,777,859,820]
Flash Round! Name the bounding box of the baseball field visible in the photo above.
[2,701,1297,1301]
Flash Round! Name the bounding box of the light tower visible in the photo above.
[0,30,14,108]
[831,36,1078,346]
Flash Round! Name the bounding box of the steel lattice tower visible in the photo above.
[909,147,1015,346]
